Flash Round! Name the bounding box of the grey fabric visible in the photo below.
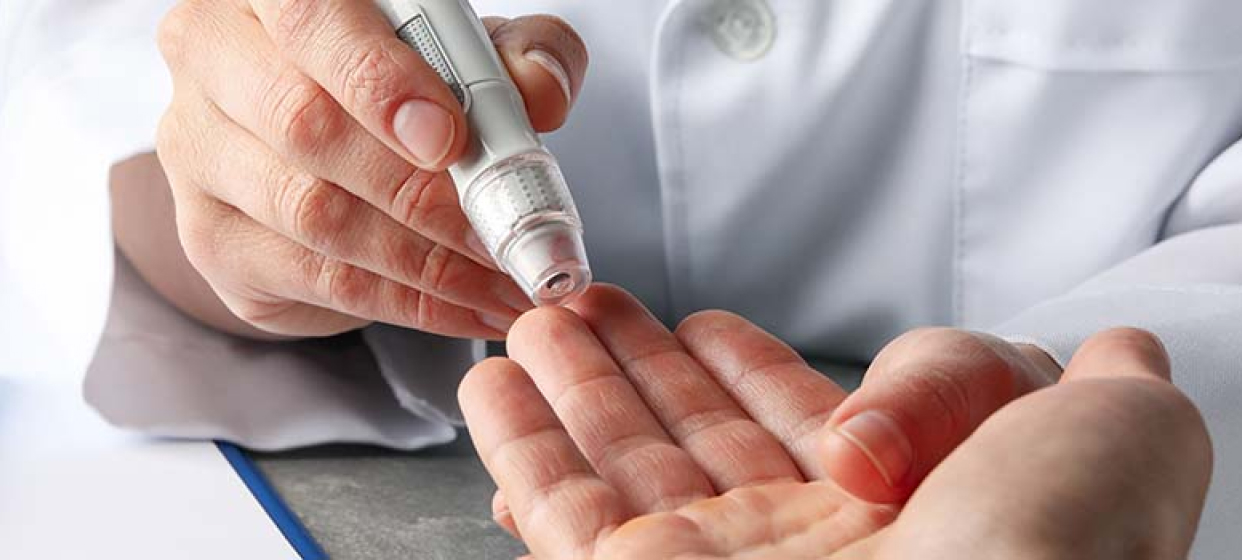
[85,252,458,451]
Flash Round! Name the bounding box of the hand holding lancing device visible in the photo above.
[156,0,587,338]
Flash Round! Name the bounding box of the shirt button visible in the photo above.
[705,0,777,62]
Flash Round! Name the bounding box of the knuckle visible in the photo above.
[412,289,437,331]
[154,111,182,166]
[313,257,370,312]
[416,242,455,293]
[174,203,231,279]
[1098,327,1163,353]
[175,214,215,272]
[227,298,287,329]
[1159,388,1211,453]
[387,168,440,227]
[339,41,407,110]
[903,328,1010,367]
[279,174,348,248]
[269,79,342,160]
[459,357,519,402]
[156,3,196,65]
[943,330,1010,366]
[903,326,958,344]
[271,0,320,47]
[378,233,425,288]
[542,15,589,64]
[511,15,589,68]
[899,364,974,437]
[154,108,204,181]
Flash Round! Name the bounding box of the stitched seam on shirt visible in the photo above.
[1068,283,1242,299]
[952,2,974,327]
[964,51,1242,74]
[972,26,1242,53]
[997,284,1242,323]
[679,16,693,319]
[669,12,692,320]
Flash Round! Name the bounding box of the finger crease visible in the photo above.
[548,372,628,416]
[671,410,751,444]
[595,432,670,472]
[725,358,807,390]
[389,168,438,226]
[484,425,569,467]
[614,346,684,374]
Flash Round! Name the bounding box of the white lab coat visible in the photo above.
[2,0,1240,556]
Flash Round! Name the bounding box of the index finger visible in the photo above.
[249,0,467,169]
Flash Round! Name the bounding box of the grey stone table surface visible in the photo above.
[252,433,525,560]
[251,362,865,560]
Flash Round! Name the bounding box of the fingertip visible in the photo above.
[501,48,573,131]
[459,357,521,404]
[481,16,512,35]
[564,283,643,322]
[1063,328,1172,383]
[672,309,748,344]
[525,48,574,109]
[488,15,588,132]
[506,305,586,359]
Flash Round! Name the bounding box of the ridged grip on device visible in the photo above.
[463,151,579,251]
[396,14,466,104]
[463,151,590,306]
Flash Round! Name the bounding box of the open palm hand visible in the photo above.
[461,286,898,558]
[460,286,1210,559]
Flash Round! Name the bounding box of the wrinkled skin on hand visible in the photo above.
[155,0,588,338]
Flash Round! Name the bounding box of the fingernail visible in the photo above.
[524,49,573,104]
[393,99,456,167]
[466,230,498,269]
[828,411,913,488]
[477,311,516,334]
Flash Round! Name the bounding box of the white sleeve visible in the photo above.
[991,139,1242,559]
[86,252,464,451]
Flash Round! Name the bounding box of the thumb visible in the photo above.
[834,328,1207,560]
[1060,327,1171,384]
[818,329,1054,503]
[485,15,589,132]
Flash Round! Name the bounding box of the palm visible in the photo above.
[461,286,899,559]
[596,480,895,559]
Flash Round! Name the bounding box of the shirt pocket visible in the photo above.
[966,0,1242,72]
[955,0,1242,328]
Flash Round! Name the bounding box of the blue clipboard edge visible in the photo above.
[216,441,328,560]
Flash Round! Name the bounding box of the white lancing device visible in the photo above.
[375,0,591,306]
